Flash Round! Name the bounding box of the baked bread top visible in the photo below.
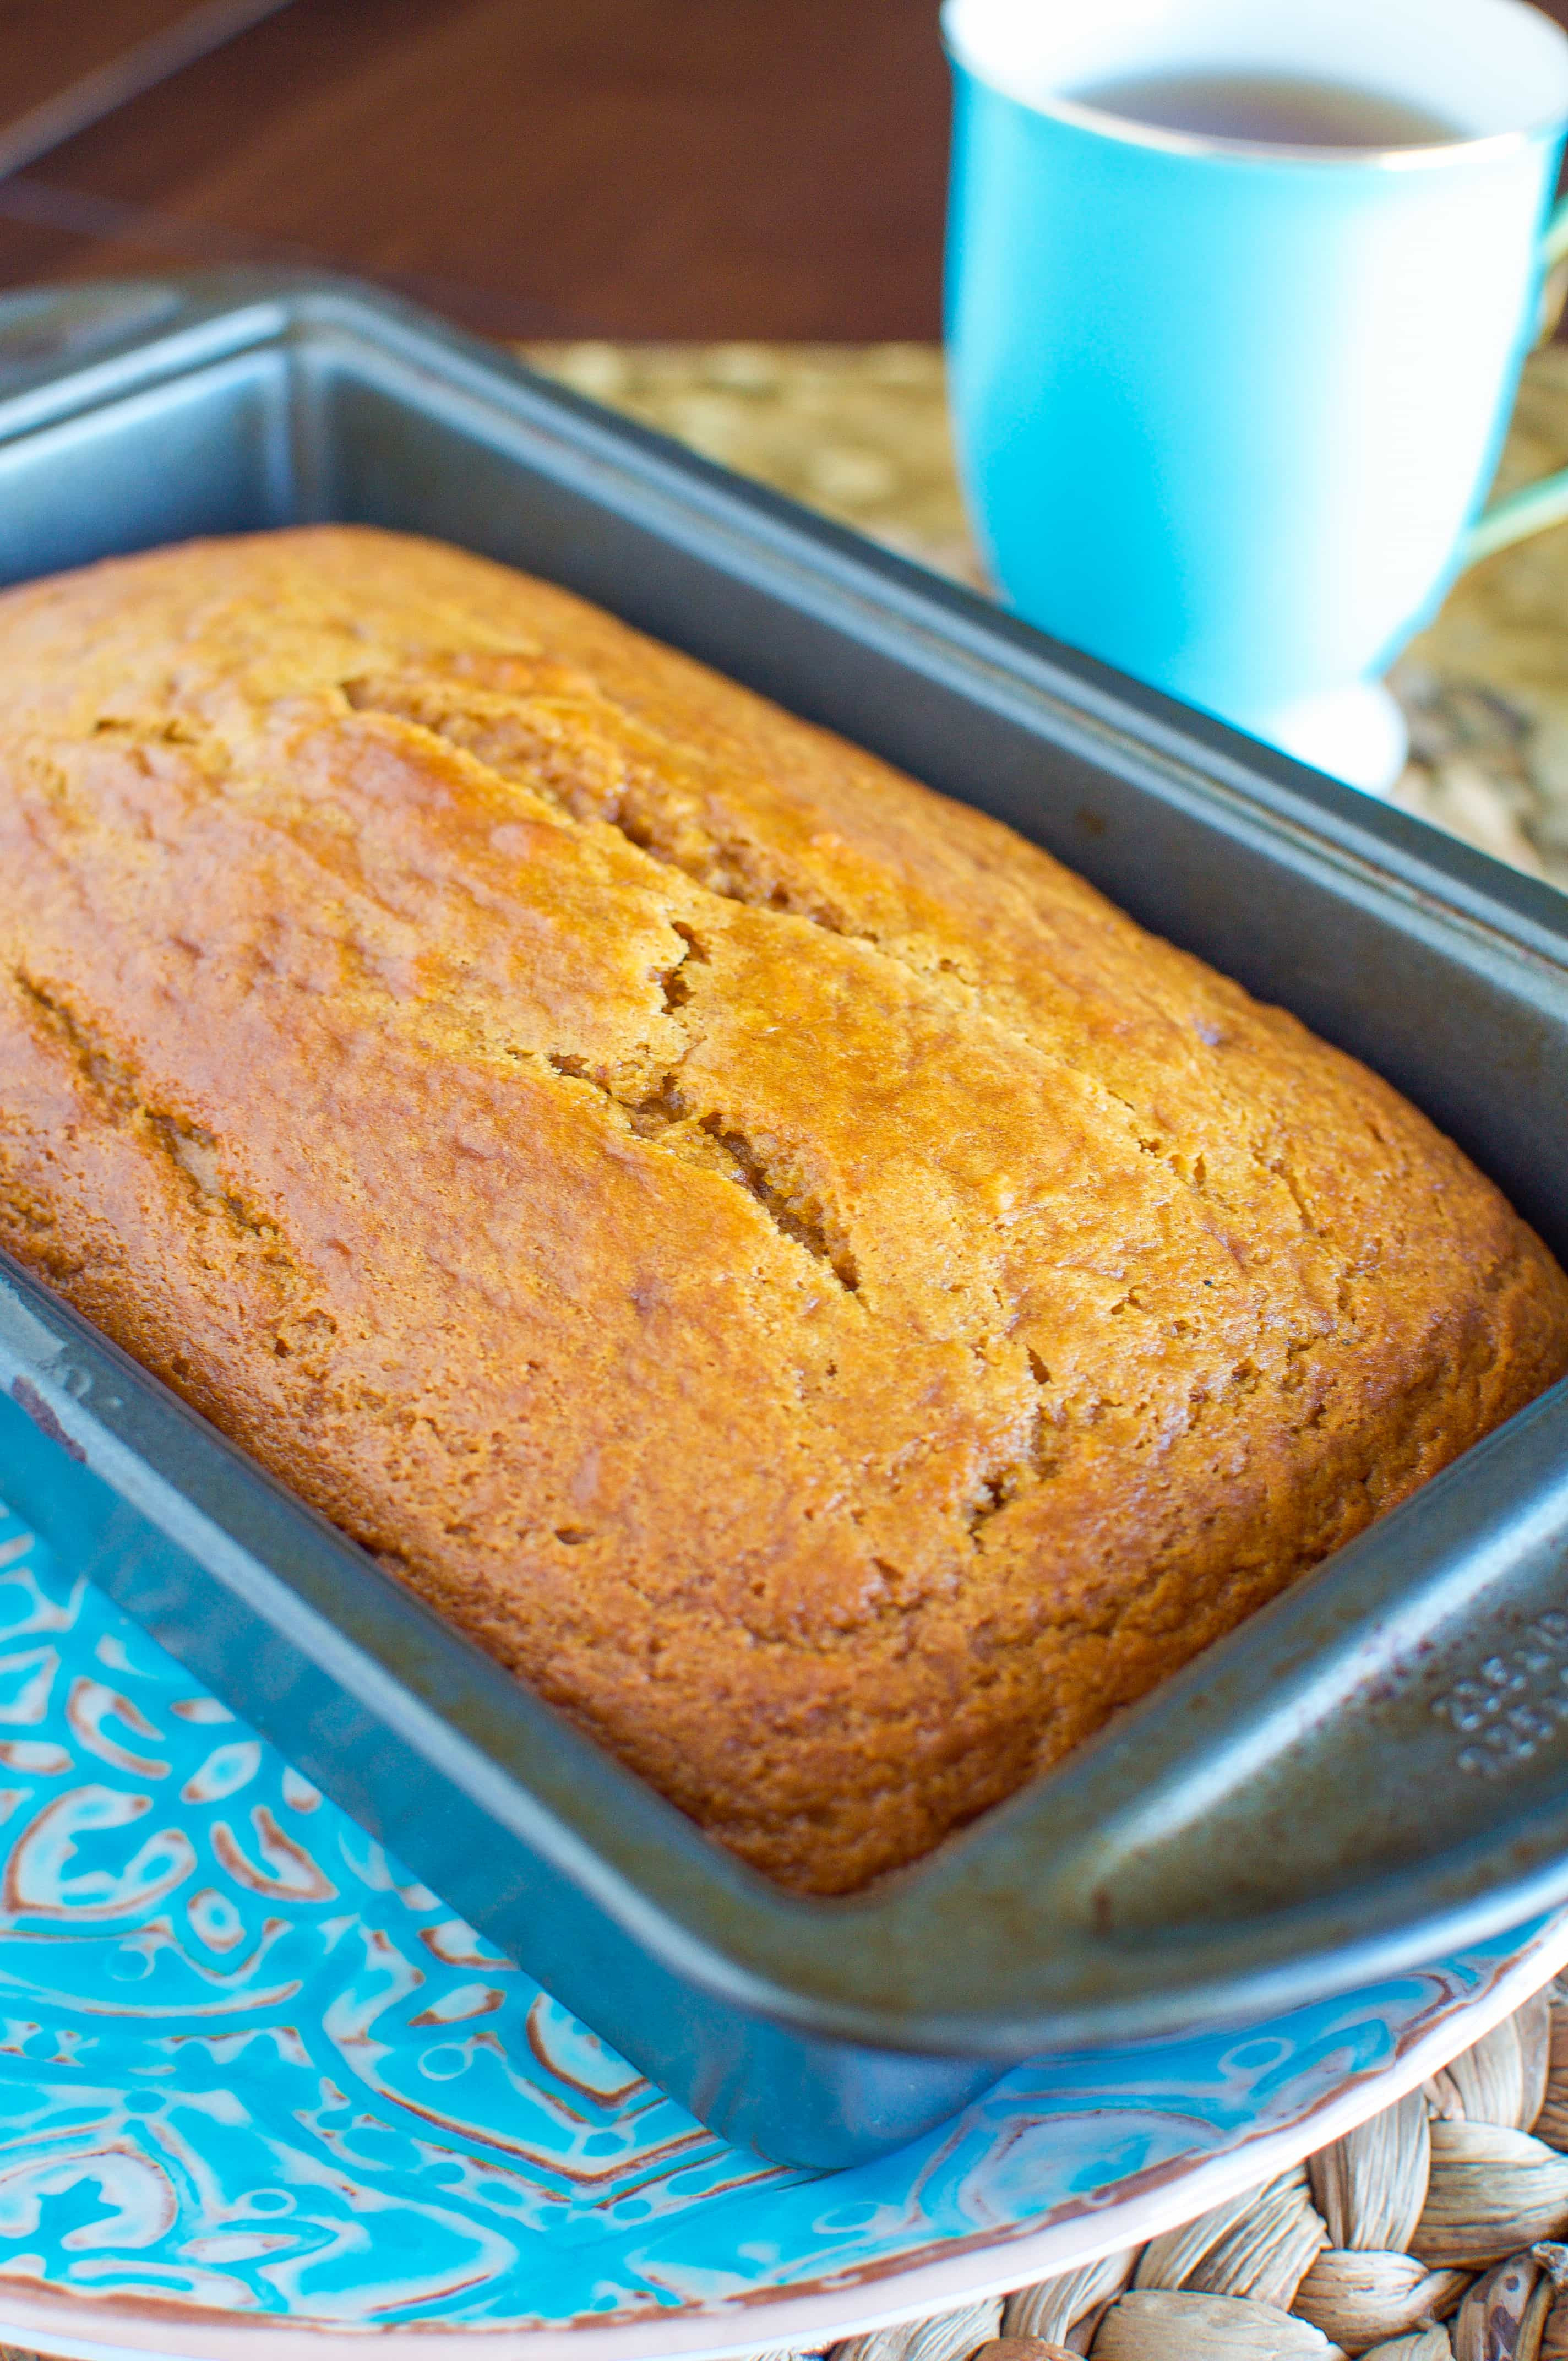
[2,525,1564,1894]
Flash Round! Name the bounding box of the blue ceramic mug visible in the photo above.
[943,0,1568,790]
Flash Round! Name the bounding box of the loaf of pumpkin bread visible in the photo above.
[2,526,1565,1894]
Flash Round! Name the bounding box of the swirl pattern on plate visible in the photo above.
[0,1494,1554,2334]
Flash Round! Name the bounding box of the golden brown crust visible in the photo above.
[1,525,1564,1893]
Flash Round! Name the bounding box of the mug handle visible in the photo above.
[1461,192,1568,564]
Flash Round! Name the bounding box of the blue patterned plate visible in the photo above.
[0,1491,1562,2361]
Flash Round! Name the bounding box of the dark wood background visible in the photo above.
[0,0,951,338]
[0,0,1565,341]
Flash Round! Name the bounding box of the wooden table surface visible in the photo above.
[0,0,951,338]
[2,0,1561,342]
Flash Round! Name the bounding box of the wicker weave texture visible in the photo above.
[777,1982,1568,2361]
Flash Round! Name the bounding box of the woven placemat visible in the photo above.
[521,338,1568,893]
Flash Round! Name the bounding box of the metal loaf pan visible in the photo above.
[3,271,1568,2170]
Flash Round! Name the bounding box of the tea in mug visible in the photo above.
[1066,68,1463,149]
